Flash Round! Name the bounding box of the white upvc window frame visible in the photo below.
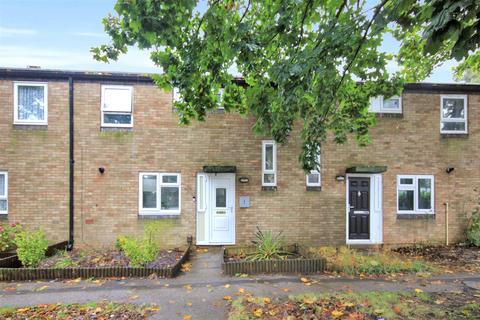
[397,175,434,214]
[306,153,321,187]
[101,85,133,128]
[0,171,8,215]
[262,140,277,187]
[13,82,48,125]
[440,95,468,134]
[369,95,402,114]
[139,172,181,216]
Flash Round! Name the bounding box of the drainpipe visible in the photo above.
[67,77,75,250]
[444,201,449,246]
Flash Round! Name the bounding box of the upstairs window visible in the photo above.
[14,82,48,125]
[440,95,467,134]
[306,153,321,187]
[369,95,402,114]
[397,175,434,214]
[262,141,277,186]
[139,173,181,215]
[0,172,7,215]
[101,85,133,127]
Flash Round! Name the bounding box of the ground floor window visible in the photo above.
[139,172,181,215]
[306,153,321,187]
[0,172,7,214]
[397,175,434,214]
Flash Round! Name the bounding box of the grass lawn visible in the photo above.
[307,247,436,276]
[0,301,160,319]
[229,290,480,320]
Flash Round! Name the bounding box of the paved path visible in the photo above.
[0,249,479,320]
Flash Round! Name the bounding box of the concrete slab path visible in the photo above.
[0,248,479,320]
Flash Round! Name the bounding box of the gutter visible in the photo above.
[67,77,74,250]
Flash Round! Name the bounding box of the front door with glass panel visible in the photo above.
[196,173,235,245]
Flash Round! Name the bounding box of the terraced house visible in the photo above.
[0,67,478,248]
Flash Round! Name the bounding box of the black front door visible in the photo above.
[348,177,370,240]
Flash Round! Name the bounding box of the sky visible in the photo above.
[0,0,457,82]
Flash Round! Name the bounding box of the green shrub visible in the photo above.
[466,198,480,247]
[15,229,49,268]
[0,223,23,252]
[247,228,287,261]
[117,235,157,267]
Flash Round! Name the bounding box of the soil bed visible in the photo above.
[38,248,184,268]
[393,244,480,272]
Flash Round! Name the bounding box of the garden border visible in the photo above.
[0,243,191,281]
[222,245,326,276]
[0,241,69,268]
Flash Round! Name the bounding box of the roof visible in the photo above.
[0,67,479,93]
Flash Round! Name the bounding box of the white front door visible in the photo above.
[196,173,235,245]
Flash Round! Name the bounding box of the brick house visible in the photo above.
[0,68,478,248]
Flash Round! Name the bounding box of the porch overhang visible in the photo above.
[346,166,387,174]
[203,165,237,173]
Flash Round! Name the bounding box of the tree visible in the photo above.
[92,0,479,171]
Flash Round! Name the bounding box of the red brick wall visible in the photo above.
[1,78,478,247]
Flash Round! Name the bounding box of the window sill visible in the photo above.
[397,214,435,220]
[13,124,48,130]
[374,113,403,118]
[138,214,180,219]
[440,133,468,138]
[101,127,133,132]
[262,186,277,191]
[306,186,322,191]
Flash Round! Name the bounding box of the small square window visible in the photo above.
[369,95,402,114]
[306,153,321,187]
[101,85,133,127]
[397,175,434,214]
[139,172,181,215]
[440,95,467,134]
[14,82,48,125]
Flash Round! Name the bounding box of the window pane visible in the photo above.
[162,175,178,184]
[398,190,414,211]
[0,175,4,196]
[142,175,157,208]
[400,178,413,185]
[198,176,205,211]
[418,179,432,210]
[307,173,319,184]
[0,200,6,212]
[103,88,131,112]
[441,122,465,132]
[263,173,275,184]
[161,187,179,210]
[383,98,400,109]
[216,188,226,207]
[265,144,274,170]
[17,85,45,121]
[103,113,132,125]
[442,98,465,119]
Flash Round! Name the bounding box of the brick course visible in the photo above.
[0,76,478,247]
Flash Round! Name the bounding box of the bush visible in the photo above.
[117,235,157,267]
[466,196,480,247]
[0,223,23,252]
[247,228,287,261]
[15,229,49,268]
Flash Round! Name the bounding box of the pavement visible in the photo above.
[0,248,479,320]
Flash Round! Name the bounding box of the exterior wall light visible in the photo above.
[239,177,249,183]
[98,167,106,174]
[446,167,455,174]
[335,175,345,181]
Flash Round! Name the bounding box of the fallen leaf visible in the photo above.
[187,302,193,306]
[300,277,309,283]
[183,315,192,320]
[332,310,344,318]
[224,284,231,288]
[393,305,402,314]
[263,297,270,304]
[129,295,139,300]
[303,298,314,304]
[414,288,423,293]
[253,308,263,317]
[238,288,245,294]
[223,295,232,301]
[282,288,290,292]
[37,286,49,291]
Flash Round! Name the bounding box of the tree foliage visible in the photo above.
[93,0,479,170]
